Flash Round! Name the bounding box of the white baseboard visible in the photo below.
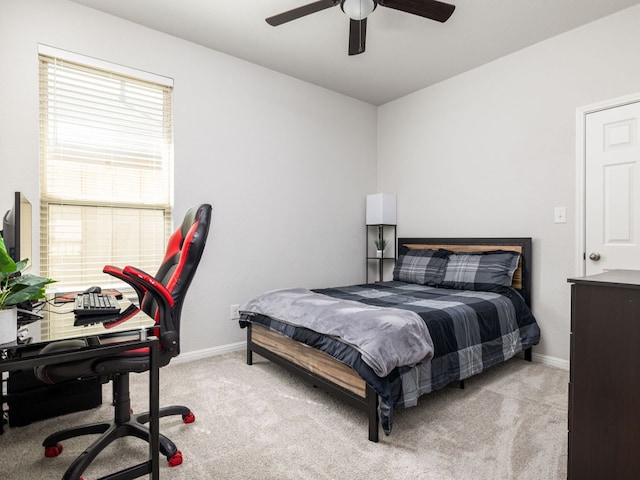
[171,341,245,365]
[532,352,569,371]
[171,341,571,372]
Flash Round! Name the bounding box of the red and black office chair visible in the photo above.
[34,204,212,479]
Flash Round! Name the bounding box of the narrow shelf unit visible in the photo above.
[366,224,397,283]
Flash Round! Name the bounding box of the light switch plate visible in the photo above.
[554,207,567,223]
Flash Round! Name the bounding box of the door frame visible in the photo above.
[575,91,640,276]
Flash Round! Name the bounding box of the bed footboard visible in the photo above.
[246,323,379,442]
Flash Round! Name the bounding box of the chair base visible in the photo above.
[42,373,193,480]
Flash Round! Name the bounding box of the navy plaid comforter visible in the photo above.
[240,281,540,435]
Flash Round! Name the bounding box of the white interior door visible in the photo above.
[585,101,640,275]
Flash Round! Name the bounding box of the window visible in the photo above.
[39,47,173,291]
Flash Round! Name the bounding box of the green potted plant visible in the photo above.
[374,238,387,258]
[0,234,55,344]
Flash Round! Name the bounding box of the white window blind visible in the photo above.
[39,51,173,292]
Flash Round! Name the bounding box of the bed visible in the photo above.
[239,237,540,442]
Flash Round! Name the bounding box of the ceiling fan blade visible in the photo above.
[379,0,455,23]
[266,0,339,26]
[348,18,367,56]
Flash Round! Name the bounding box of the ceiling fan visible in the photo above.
[266,0,456,56]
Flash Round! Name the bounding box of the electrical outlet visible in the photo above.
[230,304,240,320]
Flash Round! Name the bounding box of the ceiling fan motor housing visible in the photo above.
[341,0,378,20]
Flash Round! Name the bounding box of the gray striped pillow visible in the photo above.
[393,249,451,286]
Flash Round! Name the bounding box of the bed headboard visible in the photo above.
[397,237,532,307]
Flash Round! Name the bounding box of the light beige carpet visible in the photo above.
[0,351,568,479]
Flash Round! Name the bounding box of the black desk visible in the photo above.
[0,301,159,480]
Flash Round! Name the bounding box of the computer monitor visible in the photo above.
[2,192,33,271]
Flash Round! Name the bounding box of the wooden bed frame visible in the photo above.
[245,237,533,442]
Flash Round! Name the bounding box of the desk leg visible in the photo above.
[0,372,4,435]
[149,340,159,479]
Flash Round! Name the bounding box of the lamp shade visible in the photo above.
[366,193,396,225]
[341,0,377,20]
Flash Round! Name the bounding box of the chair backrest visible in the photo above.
[140,204,212,336]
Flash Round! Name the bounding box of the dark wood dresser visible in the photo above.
[568,270,640,479]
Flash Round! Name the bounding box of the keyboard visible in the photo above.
[74,292,121,316]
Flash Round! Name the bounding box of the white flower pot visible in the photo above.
[0,306,18,345]
[376,249,384,258]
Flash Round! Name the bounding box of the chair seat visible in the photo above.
[35,339,159,384]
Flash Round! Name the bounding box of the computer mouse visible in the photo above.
[84,286,102,294]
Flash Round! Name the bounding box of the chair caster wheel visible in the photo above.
[182,412,195,423]
[168,450,183,467]
[44,443,63,457]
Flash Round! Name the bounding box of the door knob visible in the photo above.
[589,252,601,261]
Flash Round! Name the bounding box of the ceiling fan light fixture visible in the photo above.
[341,0,377,21]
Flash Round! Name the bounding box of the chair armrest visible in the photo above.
[103,265,178,354]
[103,265,147,303]
[122,266,174,308]
[102,304,142,329]
[122,266,178,343]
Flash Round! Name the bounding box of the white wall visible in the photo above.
[377,4,640,363]
[0,0,377,354]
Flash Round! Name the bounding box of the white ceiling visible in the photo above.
[69,0,640,105]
